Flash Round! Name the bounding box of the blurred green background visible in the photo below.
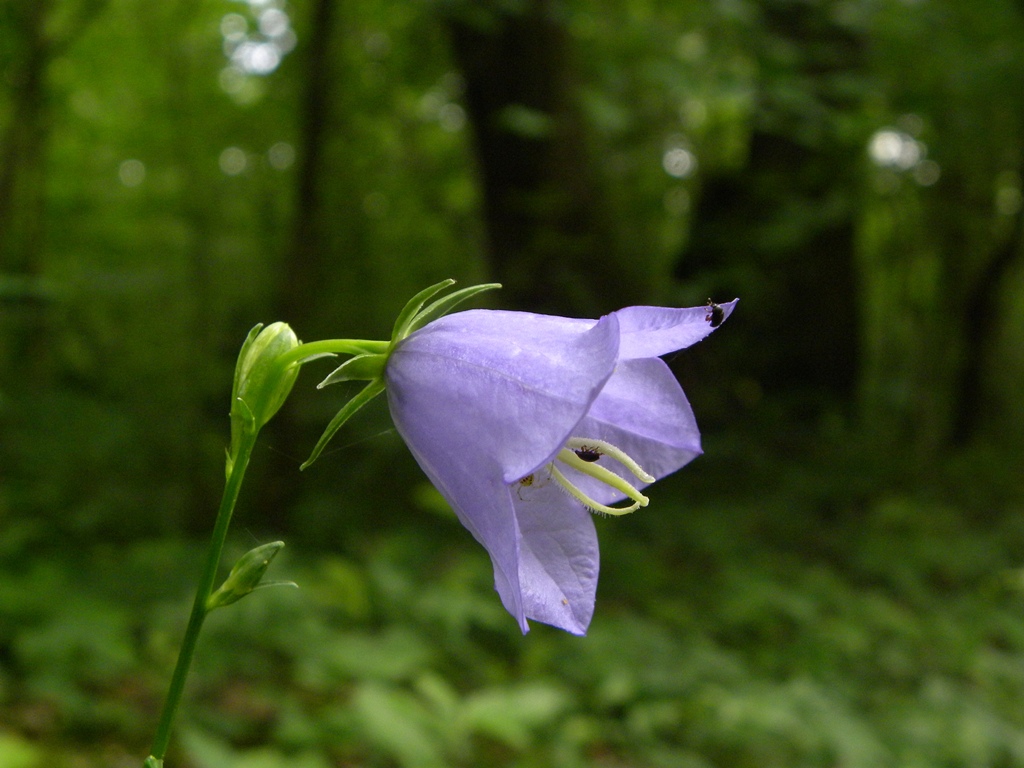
[3,0,1024,766]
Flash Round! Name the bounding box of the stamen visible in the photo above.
[549,464,643,517]
[515,437,655,517]
[556,449,650,507]
[563,438,655,483]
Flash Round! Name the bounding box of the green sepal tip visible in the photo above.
[390,279,455,346]
[317,352,388,388]
[406,282,502,336]
[302,280,500,470]
[301,377,386,469]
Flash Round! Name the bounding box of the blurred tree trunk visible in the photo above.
[678,0,864,413]
[856,2,1024,457]
[0,1,48,273]
[160,0,233,535]
[261,0,341,532]
[443,0,641,316]
[946,0,1024,446]
[858,170,1023,457]
[278,0,337,335]
[949,170,1024,446]
[0,0,107,375]
[0,0,52,375]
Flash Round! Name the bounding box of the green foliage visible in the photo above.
[2,0,1024,765]
[0,732,41,768]
[4,445,1024,767]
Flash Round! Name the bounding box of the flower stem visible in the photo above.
[279,338,390,367]
[146,428,259,764]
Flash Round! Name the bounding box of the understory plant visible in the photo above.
[143,280,735,767]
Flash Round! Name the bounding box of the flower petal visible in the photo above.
[613,299,738,359]
[386,310,620,483]
[512,489,599,635]
[563,357,702,506]
[389,439,529,632]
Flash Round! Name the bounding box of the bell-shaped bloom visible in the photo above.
[384,300,736,635]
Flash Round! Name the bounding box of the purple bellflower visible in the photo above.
[301,283,736,635]
[387,301,736,635]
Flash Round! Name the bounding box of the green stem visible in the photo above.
[146,428,259,763]
[280,338,389,367]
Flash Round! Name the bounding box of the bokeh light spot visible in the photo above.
[662,147,696,178]
[996,183,1023,217]
[219,66,245,94]
[259,8,288,37]
[118,159,146,187]
[676,32,706,61]
[438,103,466,132]
[235,41,281,75]
[868,129,922,170]
[220,13,248,42]
[219,2,294,82]
[365,31,392,59]
[219,147,248,176]
[267,142,295,170]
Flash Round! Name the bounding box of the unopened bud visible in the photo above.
[231,322,300,449]
[207,541,295,611]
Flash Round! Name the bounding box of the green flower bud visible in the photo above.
[206,541,295,611]
[231,322,300,447]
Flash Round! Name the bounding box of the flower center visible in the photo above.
[523,437,655,517]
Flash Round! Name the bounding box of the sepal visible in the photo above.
[388,280,502,345]
[390,279,455,346]
[405,282,502,337]
[301,280,500,469]
[317,352,387,387]
[301,378,386,469]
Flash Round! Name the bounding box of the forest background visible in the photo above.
[2,0,1024,766]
